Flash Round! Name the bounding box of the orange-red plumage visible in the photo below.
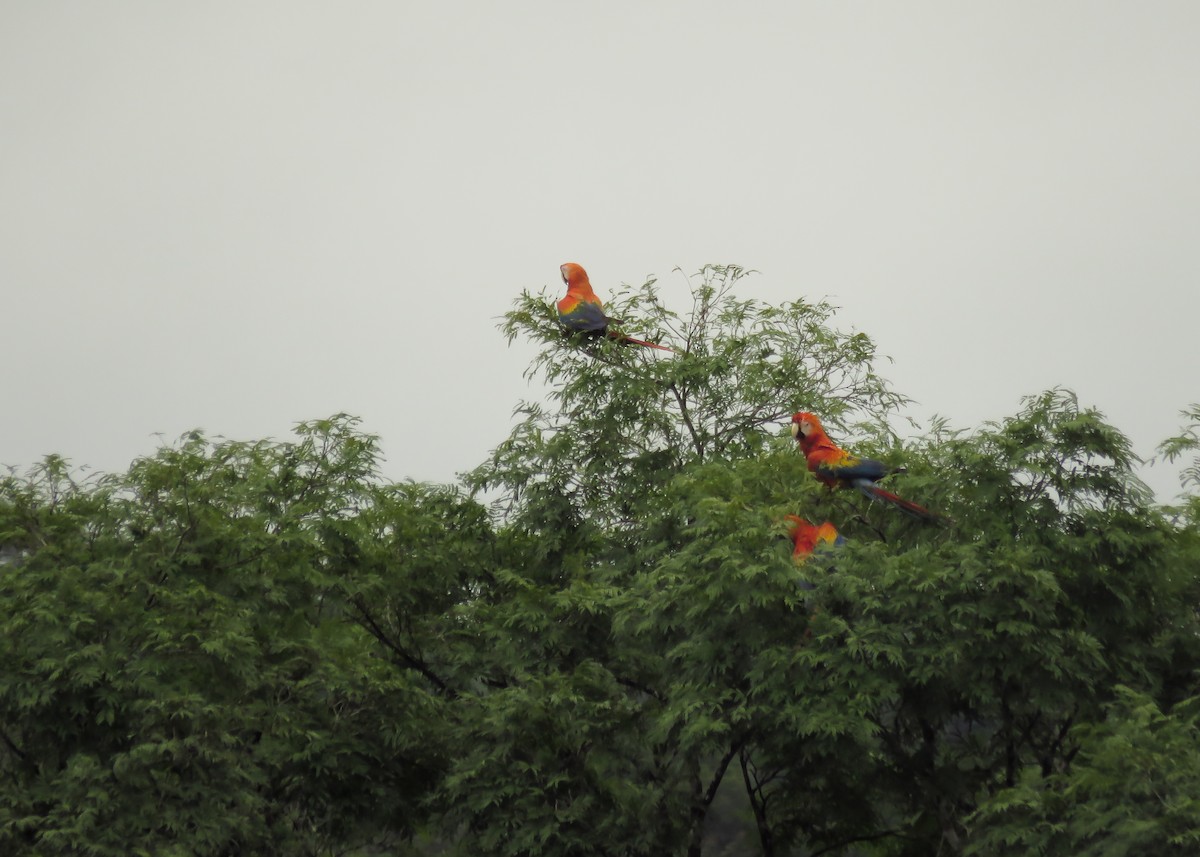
[556,263,672,352]
[790,412,945,523]
[784,515,843,562]
[791,412,857,488]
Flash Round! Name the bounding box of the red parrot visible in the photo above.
[556,263,673,351]
[790,412,944,523]
[784,514,844,562]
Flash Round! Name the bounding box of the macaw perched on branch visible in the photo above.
[557,263,673,352]
[791,412,946,523]
[784,514,844,562]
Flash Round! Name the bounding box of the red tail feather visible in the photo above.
[859,484,944,523]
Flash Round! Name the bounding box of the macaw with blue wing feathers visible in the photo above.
[557,263,673,352]
[791,412,946,523]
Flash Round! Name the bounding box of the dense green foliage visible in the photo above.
[1,266,1197,855]
[966,687,1200,855]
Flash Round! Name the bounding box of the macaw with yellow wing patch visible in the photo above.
[784,515,844,563]
[557,263,673,352]
[791,412,945,523]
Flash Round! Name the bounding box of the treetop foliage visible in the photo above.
[478,265,907,526]
[1,266,1197,856]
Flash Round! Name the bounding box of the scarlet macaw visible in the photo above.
[790,412,944,523]
[557,263,673,351]
[784,514,844,562]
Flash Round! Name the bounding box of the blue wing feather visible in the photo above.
[814,457,892,485]
[558,301,612,332]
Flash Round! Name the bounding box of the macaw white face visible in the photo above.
[790,417,814,439]
[561,265,569,284]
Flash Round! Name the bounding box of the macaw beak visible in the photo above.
[790,422,800,439]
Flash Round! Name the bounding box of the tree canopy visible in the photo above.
[2,265,1197,856]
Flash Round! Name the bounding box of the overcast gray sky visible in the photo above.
[3,2,1198,500]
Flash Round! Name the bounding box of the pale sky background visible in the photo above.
[3,2,1198,501]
